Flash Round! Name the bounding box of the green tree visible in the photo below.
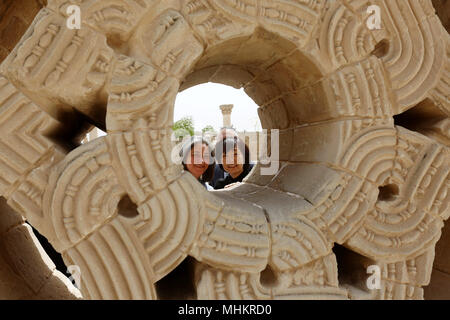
[201,125,216,134]
[172,116,194,141]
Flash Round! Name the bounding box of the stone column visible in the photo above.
[220,104,233,127]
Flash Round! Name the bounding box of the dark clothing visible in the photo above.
[212,164,225,188]
[214,163,254,190]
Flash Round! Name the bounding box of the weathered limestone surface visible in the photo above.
[0,0,448,299]
[0,0,47,62]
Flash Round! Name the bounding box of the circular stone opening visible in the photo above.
[179,27,327,185]
[377,183,400,202]
[259,265,279,288]
[174,82,262,177]
[117,194,139,218]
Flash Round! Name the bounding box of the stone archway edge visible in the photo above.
[0,0,448,299]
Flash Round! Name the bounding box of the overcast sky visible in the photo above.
[174,83,262,132]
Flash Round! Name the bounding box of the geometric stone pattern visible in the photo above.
[0,0,448,299]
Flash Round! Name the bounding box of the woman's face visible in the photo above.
[185,143,209,179]
[222,146,244,177]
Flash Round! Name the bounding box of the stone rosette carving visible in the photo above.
[0,0,448,299]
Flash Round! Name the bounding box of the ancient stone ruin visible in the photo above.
[0,0,449,299]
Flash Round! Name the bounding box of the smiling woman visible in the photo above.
[213,136,253,190]
[179,137,215,190]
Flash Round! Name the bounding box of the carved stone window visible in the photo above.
[0,0,448,300]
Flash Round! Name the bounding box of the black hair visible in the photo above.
[214,136,251,173]
[179,137,215,183]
